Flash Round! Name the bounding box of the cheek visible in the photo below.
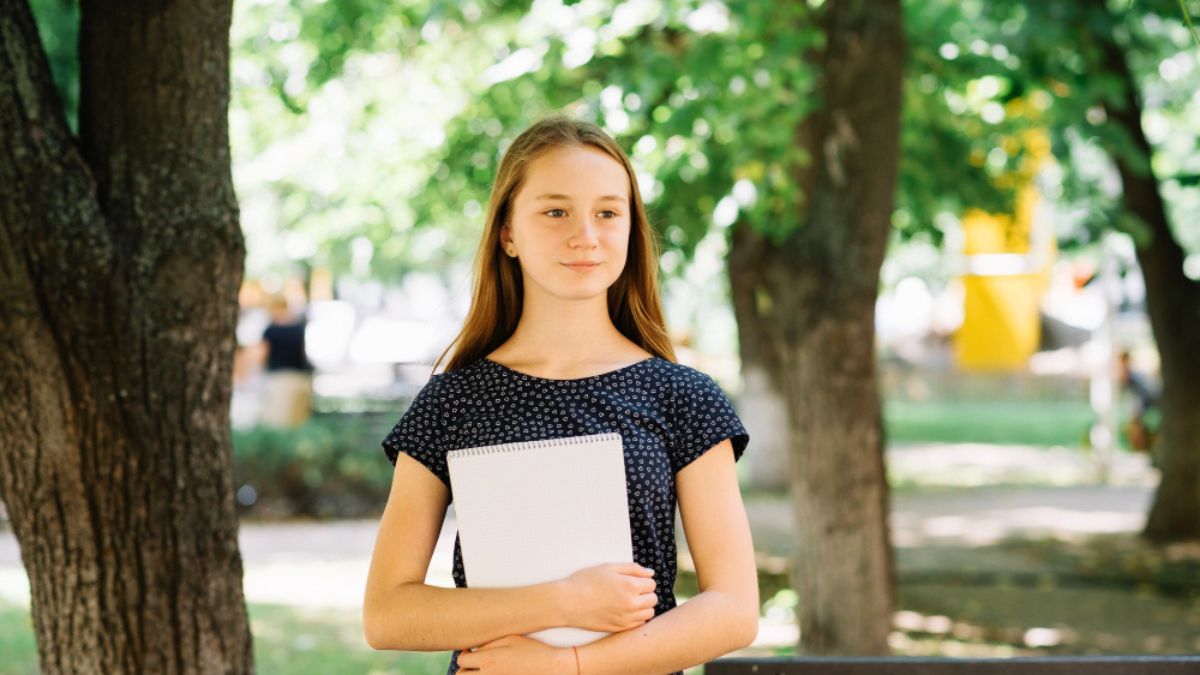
[606,228,631,270]
[605,220,632,246]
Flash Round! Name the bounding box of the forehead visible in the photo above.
[518,144,629,199]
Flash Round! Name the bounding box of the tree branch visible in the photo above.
[1095,18,1200,341]
[0,0,112,326]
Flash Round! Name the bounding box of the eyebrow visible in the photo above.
[533,193,627,203]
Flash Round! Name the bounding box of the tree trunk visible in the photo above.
[0,1,253,672]
[730,223,790,493]
[1095,26,1200,542]
[727,0,904,654]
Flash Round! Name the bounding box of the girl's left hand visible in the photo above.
[456,634,573,674]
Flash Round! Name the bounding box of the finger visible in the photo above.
[623,563,654,576]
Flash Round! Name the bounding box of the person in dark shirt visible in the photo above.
[257,294,313,428]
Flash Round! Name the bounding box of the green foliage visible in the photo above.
[231,414,395,519]
[242,0,535,111]
[27,0,78,132]
[410,1,829,268]
[30,0,1197,276]
[897,0,1031,240]
[965,0,1200,253]
[1182,0,1200,47]
[29,0,1017,271]
[227,0,546,280]
[223,0,1200,279]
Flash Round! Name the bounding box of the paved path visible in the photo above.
[0,484,1155,608]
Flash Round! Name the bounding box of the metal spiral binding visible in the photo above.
[448,432,621,459]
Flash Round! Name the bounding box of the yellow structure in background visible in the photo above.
[953,127,1056,372]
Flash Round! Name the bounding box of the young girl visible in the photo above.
[363,115,758,675]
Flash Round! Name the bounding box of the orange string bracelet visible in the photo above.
[572,645,581,674]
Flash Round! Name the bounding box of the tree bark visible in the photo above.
[0,0,253,672]
[727,0,904,654]
[1095,26,1200,542]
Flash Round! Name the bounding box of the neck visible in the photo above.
[498,290,630,367]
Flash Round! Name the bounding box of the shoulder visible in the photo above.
[416,360,488,402]
[433,358,486,387]
[647,359,735,419]
[654,358,722,393]
[658,360,749,466]
[413,369,456,400]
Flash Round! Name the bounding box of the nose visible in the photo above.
[569,213,600,249]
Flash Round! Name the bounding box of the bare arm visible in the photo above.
[572,438,760,674]
[362,453,571,651]
[250,339,269,370]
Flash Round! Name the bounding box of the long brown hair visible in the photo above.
[432,114,676,374]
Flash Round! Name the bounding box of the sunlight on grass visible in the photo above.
[0,600,455,675]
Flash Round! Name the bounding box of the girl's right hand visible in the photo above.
[560,562,658,633]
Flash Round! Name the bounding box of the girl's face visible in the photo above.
[502,144,632,302]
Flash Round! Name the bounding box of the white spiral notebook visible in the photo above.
[446,432,633,648]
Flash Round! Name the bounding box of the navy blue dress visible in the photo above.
[381,355,750,675]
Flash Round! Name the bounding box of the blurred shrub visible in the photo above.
[232,413,396,520]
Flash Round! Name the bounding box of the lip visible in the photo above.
[561,262,602,268]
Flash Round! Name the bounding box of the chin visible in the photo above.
[541,279,611,300]
[558,287,610,301]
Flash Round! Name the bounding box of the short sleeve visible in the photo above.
[670,370,750,473]
[381,374,451,489]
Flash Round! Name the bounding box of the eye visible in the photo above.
[544,208,567,218]
[599,210,620,219]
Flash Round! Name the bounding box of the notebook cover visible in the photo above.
[447,432,633,647]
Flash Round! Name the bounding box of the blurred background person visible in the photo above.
[256,293,314,428]
[1118,350,1161,466]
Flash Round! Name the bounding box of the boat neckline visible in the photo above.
[479,355,660,384]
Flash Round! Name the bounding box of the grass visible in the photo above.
[885,398,1096,447]
[896,582,1200,654]
[0,600,456,675]
[0,601,35,675]
[6,536,1198,670]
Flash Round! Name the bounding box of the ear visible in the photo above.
[499,224,516,256]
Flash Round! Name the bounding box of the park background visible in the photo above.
[1,0,1199,673]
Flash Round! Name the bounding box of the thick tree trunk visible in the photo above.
[727,0,904,654]
[0,1,253,673]
[1095,28,1200,542]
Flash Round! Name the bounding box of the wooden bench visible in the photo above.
[705,656,1200,674]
